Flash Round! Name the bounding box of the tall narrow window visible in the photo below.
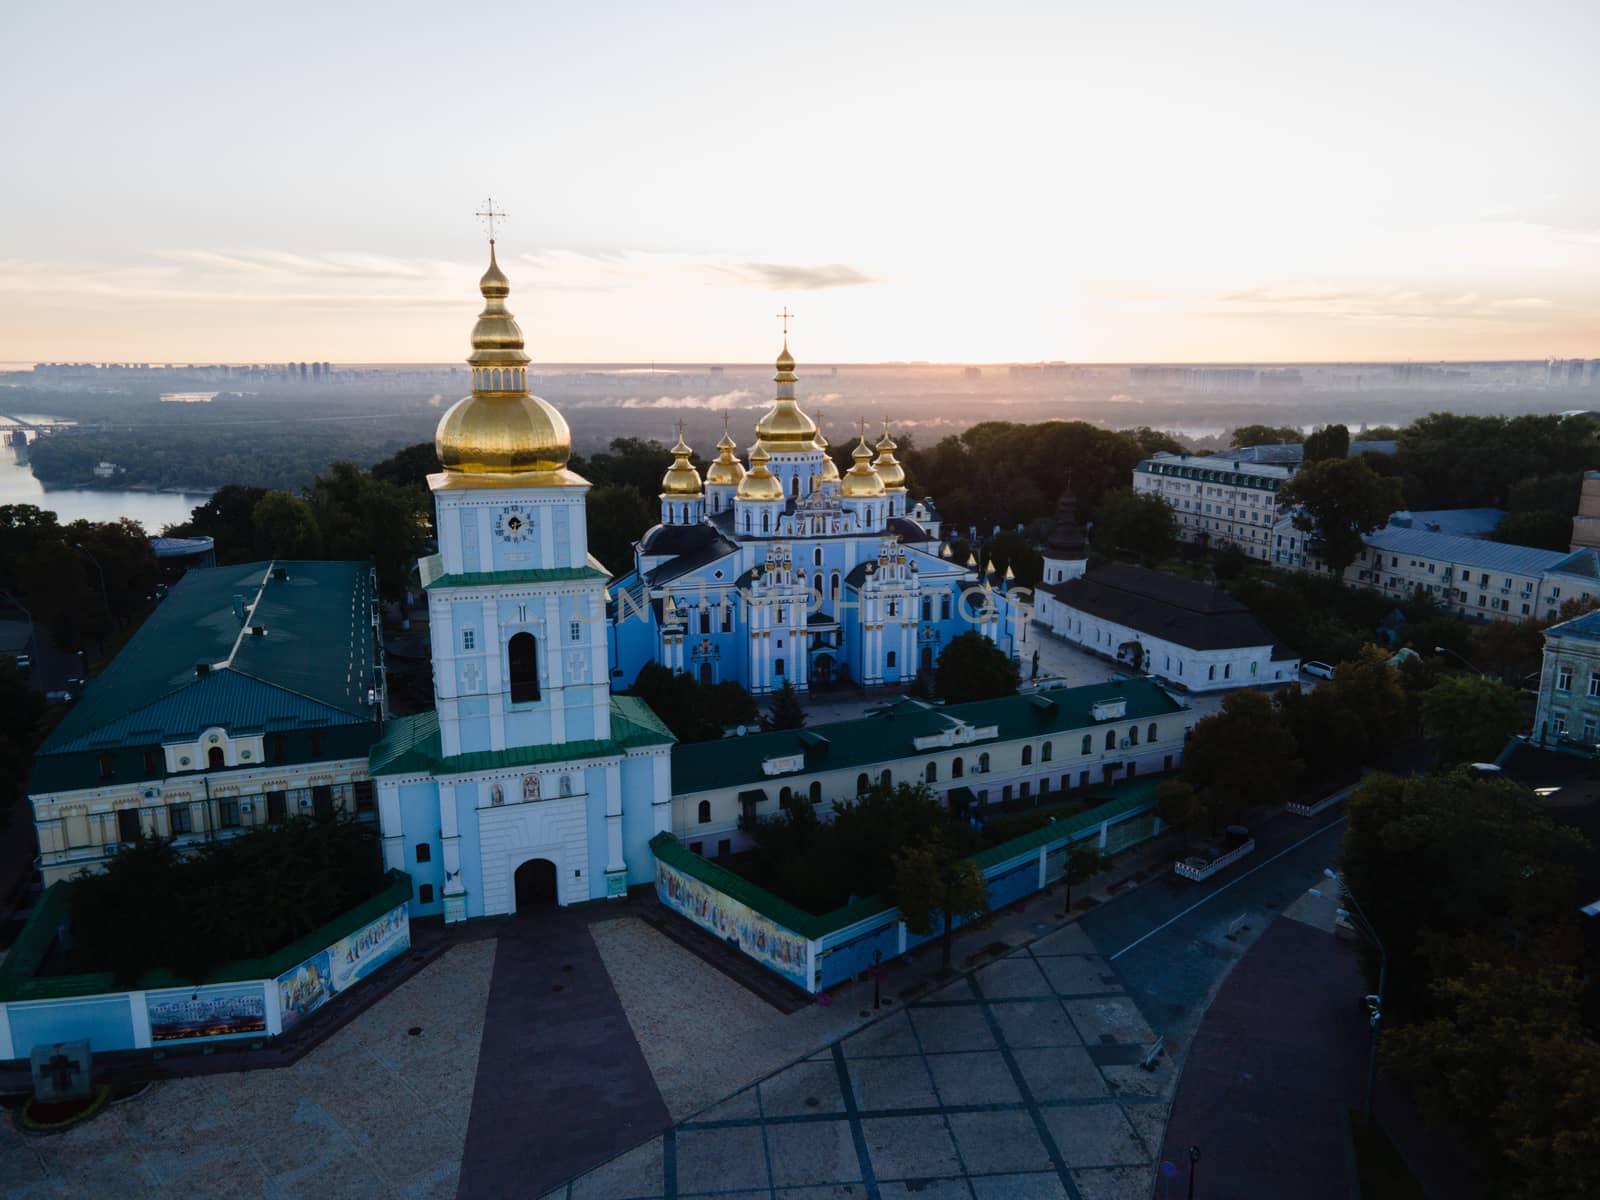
[1042,741,1053,762]
[952,756,964,778]
[208,746,225,769]
[697,799,711,823]
[509,632,541,703]
[926,761,938,783]
[462,627,476,651]
[856,773,870,794]
[1022,745,1033,766]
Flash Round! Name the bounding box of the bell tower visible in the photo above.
[423,239,612,759]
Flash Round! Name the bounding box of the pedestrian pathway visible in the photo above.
[457,910,670,1200]
[545,922,1174,1200]
[1158,915,1366,1200]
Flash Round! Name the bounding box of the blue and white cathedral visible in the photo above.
[370,245,1019,920]
[608,341,1016,693]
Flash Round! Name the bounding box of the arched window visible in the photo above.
[774,657,785,675]
[1148,723,1158,743]
[831,571,840,599]
[1022,745,1033,766]
[880,768,892,788]
[1207,664,1216,680]
[886,650,897,668]
[745,512,752,533]
[925,761,937,783]
[1081,734,1091,754]
[809,781,821,805]
[1042,741,1053,762]
[791,475,800,499]
[857,772,870,794]
[1105,729,1116,751]
[779,786,792,809]
[951,756,965,778]
[697,799,711,824]
[814,546,823,566]
[762,510,770,533]
[509,632,540,703]
[208,746,224,769]
[1128,726,1139,746]
[978,752,990,773]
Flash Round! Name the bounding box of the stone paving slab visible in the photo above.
[549,927,1180,1198]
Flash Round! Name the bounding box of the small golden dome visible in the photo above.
[660,430,703,497]
[873,423,906,489]
[814,423,841,482]
[776,341,796,375]
[705,424,747,487]
[436,243,572,476]
[737,445,785,502]
[841,437,885,498]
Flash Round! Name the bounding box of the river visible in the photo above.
[0,417,210,530]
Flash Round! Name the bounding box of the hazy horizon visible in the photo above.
[4,2,1597,364]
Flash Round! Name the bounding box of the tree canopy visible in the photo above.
[1418,673,1524,765]
[1091,489,1177,564]
[1182,689,1301,828]
[1279,457,1404,574]
[934,631,1020,704]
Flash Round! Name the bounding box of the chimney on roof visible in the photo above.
[196,662,211,676]
[250,625,267,637]
[271,567,288,582]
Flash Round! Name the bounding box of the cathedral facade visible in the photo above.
[608,345,1018,695]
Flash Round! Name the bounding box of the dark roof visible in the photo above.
[1043,563,1277,651]
[887,516,931,543]
[670,677,1185,794]
[1043,491,1087,556]
[638,522,724,559]
[40,560,377,756]
[369,695,675,777]
[642,528,740,587]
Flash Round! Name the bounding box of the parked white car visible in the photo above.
[1301,660,1335,680]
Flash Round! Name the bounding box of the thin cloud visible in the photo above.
[718,262,879,290]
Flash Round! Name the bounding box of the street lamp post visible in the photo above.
[1325,867,1388,1126]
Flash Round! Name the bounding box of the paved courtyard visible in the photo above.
[546,923,1173,1200]
[0,940,496,1199]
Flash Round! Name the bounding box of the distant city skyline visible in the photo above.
[3,1,1597,365]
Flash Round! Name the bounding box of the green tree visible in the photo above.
[164,485,270,561]
[1491,510,1572,552]
[892,831,990,974]
[1330,645,1411,749]
[1062,842,1109,912]
[1155,778,1202,833]
[252,490,323,558]
[766,679,807,730]
[934,631,1020,704]
[1230,424,1302,447]
[1279,458,1404,574]
[369,441,440,491]
[1091,489,1176,564]
[1302,423,1350,462]
[1419,674,1524,765]
[1339,770,1587,1021]
[1182,689,1300,829]
[586,483,655,576]
[1274,682,1368,789]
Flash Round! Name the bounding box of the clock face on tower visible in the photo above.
[496,506,535,544]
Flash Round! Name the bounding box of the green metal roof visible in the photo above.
[670,678,1185,795]
[38,560,377,758]
[369,694,674,777]
[419,553,609,591]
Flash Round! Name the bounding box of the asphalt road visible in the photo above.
[1078,810,1349,1044]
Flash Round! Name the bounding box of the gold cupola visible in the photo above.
[872,423,906,489]
[705,417,747,487]
[753,339,817,451]
[815,418,840,482]
[659,425,703,497]
[737,444,785,502]
[841,434,886,498]
[435,242,573,478]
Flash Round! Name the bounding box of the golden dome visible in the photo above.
[660,429,703,497]
[841,436,885,498]
[737,445,785,502]
[816,425,841,482]
[436,243,573,476]
[754,338,818,447]
[873,423,906,489]
[705,422,746,487]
